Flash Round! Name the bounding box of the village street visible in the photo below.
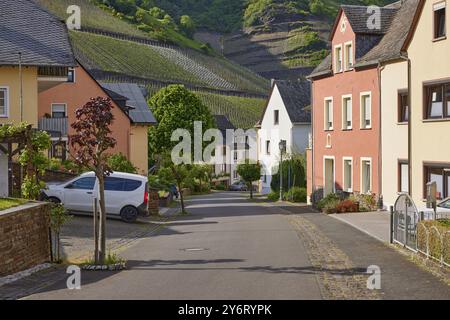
[8,192,448,300]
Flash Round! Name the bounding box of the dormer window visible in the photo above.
[334,45,343,73]
[433,2,446,40]
[67,68,75,83]
[344,42,353,70]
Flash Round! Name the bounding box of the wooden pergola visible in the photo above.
[0,125,33,196]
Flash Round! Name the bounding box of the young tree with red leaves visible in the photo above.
[70,97,117,264]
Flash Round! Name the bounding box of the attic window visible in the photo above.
[344,42,353,70]
[434,2,446,39]
[334,45,343,73]
[274,110,279,125]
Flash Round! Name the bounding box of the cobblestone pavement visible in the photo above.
[286,213,380,300]
[277,203,450,300]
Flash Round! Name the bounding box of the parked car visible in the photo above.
[41,172,148,222]
[229,181,248,191]
[437,197,450,213]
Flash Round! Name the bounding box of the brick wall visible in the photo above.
[0,203,51,277]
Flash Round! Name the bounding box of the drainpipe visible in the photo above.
[378,61,385,207]
[18,52,23,122]
[399,53,412,197]
[308,78,315,203]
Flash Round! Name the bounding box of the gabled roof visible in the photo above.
[309,0,420,79]
[214,115,235,132]
[0,0,75,67]
[330,5,398,39]
[260,80,311,124]
[100,82,157,125]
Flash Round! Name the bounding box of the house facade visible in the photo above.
[213,115,252,185]
[403,0,450,207]
[258,80,311,195]
[308,1,419,204]
[0,0,75,196]
[38,65,156,174]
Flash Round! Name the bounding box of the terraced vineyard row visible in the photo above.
[194,92,266,129]
[36,0,148,38]
[70,32,206,86]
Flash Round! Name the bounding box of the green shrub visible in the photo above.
[271,154,306,193]
[48,158,62,171]
[316,193,340,211]
[267,192,280,202]
[107,153,137,173]
[349,193,377,212]
[290,187,307,203]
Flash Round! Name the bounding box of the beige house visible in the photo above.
[402,0,450,207]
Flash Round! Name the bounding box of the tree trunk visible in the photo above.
[93,198,99,264]
[178,180,186,214]
[250,183,253,199]
[97,173,106,264]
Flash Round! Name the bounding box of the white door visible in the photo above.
[63,177,96,212]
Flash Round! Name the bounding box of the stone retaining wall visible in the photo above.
[0,203,51,277]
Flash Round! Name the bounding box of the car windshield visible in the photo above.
[439,199,450,209]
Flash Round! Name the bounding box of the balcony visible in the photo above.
[38,117,68,137]
[37,67,69,92]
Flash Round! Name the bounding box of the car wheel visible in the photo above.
[48,197,61,204]
[120,206,138,223]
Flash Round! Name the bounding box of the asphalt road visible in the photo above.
[25,192,323,300]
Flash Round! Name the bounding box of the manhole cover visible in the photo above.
[181,248,209,252]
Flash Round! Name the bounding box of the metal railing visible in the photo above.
[38,117,68,136]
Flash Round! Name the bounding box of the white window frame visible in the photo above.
[344,41,354,71]
[323,156,336,194]
[324,97,334,131]
[274,109,279,125]
[266,140,271,155]
[341,94,352,130]
[68,67,76,83]
[343,156,353,192]
[0,87,10,118]
[433,1,447,39]
[334,44,343,73]
[360,157,373,194]
[51,103,67,117]
[360,92,372,129]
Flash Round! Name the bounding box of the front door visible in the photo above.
[324,158,335,196]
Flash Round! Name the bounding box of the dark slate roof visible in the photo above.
[309,0,419,78]
[214,115,235,132]
[100,82,157,125]
[340,5,398,36]
[0,0,75,67]
[273,80,311,123]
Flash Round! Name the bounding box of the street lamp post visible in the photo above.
[279,140,286,201]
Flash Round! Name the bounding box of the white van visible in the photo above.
[41,172,149,222]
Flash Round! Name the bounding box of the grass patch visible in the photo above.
[0,198,27,211]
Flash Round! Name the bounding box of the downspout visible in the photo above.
[399,53,412,196]
[309,78,315,203]
[378,62,385,205]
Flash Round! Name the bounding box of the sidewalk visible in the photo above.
[278,203,450,299]
[329,211,390,243]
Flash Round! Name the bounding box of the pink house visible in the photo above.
[307,2,412,202]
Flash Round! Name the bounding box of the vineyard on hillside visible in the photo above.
[194,92,266,129]
[71,31,269,94]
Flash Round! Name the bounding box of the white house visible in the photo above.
[212,115,250,186]
[258,80,311,194]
